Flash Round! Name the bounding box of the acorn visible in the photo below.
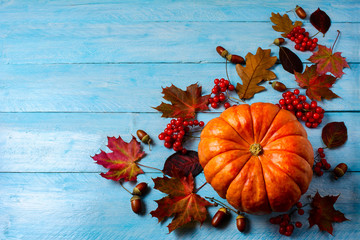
[136,129,152,150]
[236,215,246,232]
[216,46,245,64]
[130,195,142,214]
[211,207,229,227]
[273,38,285,46]
[333,163,348,180]
[132,182,148,196]
[269,81,287,92]
[295,5,307,19]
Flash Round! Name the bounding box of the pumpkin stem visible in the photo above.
[249,143,263,156]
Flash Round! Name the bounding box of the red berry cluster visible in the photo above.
[158,117,204,153]
[287,26,318,52]
[269,202,304,237]
[276,89,325,128]
[209,78,236,109]
[314,147,331,176]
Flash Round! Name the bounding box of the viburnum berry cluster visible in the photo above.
[287,26,318,52]
[269,201,304,237]
[313,147,331,176]
[276,89,325,128]
[158,117,204,153]
[209,78,236,109]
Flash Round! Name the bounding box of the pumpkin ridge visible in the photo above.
[220,114,252,145]
[257,105,281,143]
[261,119,307,146]
[256,156,273,212]
[263,149,311,168]
[205,150,250,183]
[259,154,302,207]
[212,154,252,198]
[263,136,314,166]
[203,137,249,150]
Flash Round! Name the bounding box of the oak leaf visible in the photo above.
[92,136,145,182]
[295,65,339,101]
[150,174,212,233]
[308,44,350,78]
[270,13,302,37]
[309,192,349,235]
[153,83,210,119]
[236,47,277,99]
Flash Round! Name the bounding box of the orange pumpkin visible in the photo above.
[198,103,314,214]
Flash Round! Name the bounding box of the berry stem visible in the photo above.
[331,30,341,51]
[119,181,133,195]
[310,31,320,39]
[205,197,240,215]
[136,163,165,174]
[194,182,207,193]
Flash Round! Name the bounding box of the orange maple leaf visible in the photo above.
[92,136,145,182]
[295,65,339,101]
[153,83,210,119]
[150,174,212,233]
[308,45,350,78]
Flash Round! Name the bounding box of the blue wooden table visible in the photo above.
[0,1,359,239]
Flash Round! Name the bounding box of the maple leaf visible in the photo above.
[308,44,350,78]
[92,136,145,182]
[309,192,349,235]
[270,13,302,37]
[153,83,210,119]
[150,174,212,233]
[295,65,339,101]
[236,47,277,99]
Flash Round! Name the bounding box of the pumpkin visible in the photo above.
[198,103,314,214]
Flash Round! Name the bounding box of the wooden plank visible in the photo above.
[0,112,357,172]
[0,22,358,64]
[0,0,359,23]
[0,172,358,239]
[0,63,355,112]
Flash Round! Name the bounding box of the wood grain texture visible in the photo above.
[1,22,358,64]
[0,0,359,239]
[0,63,355,112]
[0,172,359,240]
[0,112,357,172]
[0,0,359,23]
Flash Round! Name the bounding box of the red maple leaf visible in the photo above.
[92,136,145,182]
[150,174,212,233]
[309,192,349,235]
[153,83,210,119]
[295,65,339,101]
[308,44,350,78]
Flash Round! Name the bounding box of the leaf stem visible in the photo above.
[120,181,133,195]
[205,196,240,215]
[310,31,320,39]
[194,182,207,193]
[331,30,341,51]
[137,163,165,174]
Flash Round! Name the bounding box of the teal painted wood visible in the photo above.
[1,22,358,64]
[0,112,357,172]
[0,0,359,23]
[0,172,359,240]
[0,0,359,239]
[0,63,356,112]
